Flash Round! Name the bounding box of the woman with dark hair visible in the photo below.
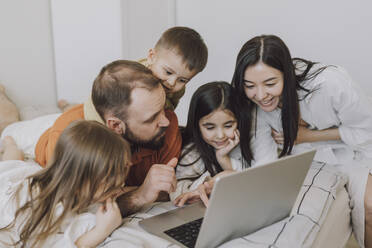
[170,81,271,207]
[231,34,372,248]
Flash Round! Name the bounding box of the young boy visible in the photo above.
[60,26,208,112]
[139,26,208,110]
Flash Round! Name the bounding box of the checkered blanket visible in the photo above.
[101,162,348,248]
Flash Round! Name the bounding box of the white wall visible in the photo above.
[121,0,175,60]
[0,0,173,110]
[174,0,372,125]
[52,0,174,103]
[51,0,122,103]
[1,0,371,125]
[0,0,57,109]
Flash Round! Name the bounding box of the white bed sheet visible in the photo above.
[1,115,351,248]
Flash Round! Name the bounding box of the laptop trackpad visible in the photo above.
[139,201,206,236]
[174,201,206,221]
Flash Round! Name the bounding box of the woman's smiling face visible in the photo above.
[243,61,284,112]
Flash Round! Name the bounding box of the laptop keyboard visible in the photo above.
[164,218,203,248]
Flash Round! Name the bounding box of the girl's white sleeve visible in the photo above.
[170,146,211,201]
[63,212,96,247]
[0,160,41,228]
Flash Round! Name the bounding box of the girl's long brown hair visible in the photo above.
[1,120,130,247]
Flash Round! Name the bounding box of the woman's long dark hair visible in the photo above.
[180,81,250,177]
[231,35,326,157]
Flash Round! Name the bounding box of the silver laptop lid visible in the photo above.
[195,150,315,248]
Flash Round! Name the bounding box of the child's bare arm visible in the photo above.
[75,198,122,248]
[1,136,24,161]
[75,226,107,248]
[0,84,19,134]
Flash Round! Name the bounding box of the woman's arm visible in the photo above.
[296,126,340,144]
[272,125,341,145]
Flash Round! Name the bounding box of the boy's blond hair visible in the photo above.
[155,26,208,72]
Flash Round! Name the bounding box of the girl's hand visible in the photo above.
[173,181,214,207]
[95,198,122,236]
[75,198,122,248]
[215,130,240,158]
[215,130,240,170]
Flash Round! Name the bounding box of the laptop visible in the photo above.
[139,150,315,248]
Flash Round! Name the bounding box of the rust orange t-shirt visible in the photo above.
[34,104,85,166]
[34,104,182,186]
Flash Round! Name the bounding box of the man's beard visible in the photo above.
[122,126,167,150]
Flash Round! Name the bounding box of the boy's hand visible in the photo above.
[95,198,122,236]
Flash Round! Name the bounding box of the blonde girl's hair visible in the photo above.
[1,120,130,247]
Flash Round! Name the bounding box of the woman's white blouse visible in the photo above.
[256,65,372,165]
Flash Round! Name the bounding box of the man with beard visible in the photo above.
[35,60,182,216]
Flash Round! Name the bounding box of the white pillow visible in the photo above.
[1,113,61,159]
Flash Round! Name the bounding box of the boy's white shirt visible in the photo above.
[0,160,96,248]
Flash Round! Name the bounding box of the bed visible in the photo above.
[1,113,353,248]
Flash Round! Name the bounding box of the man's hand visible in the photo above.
[136,157,178,205]
[116,158,178,217]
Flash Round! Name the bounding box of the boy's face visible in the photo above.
[147,47,198,94]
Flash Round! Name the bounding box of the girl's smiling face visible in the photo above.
[243,61,284,112]
[199,109,237,150]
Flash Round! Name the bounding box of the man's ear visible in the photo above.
[147,48,155,65]
[106,117,126,135]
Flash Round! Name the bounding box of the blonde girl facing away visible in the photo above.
[0,120,131,247]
